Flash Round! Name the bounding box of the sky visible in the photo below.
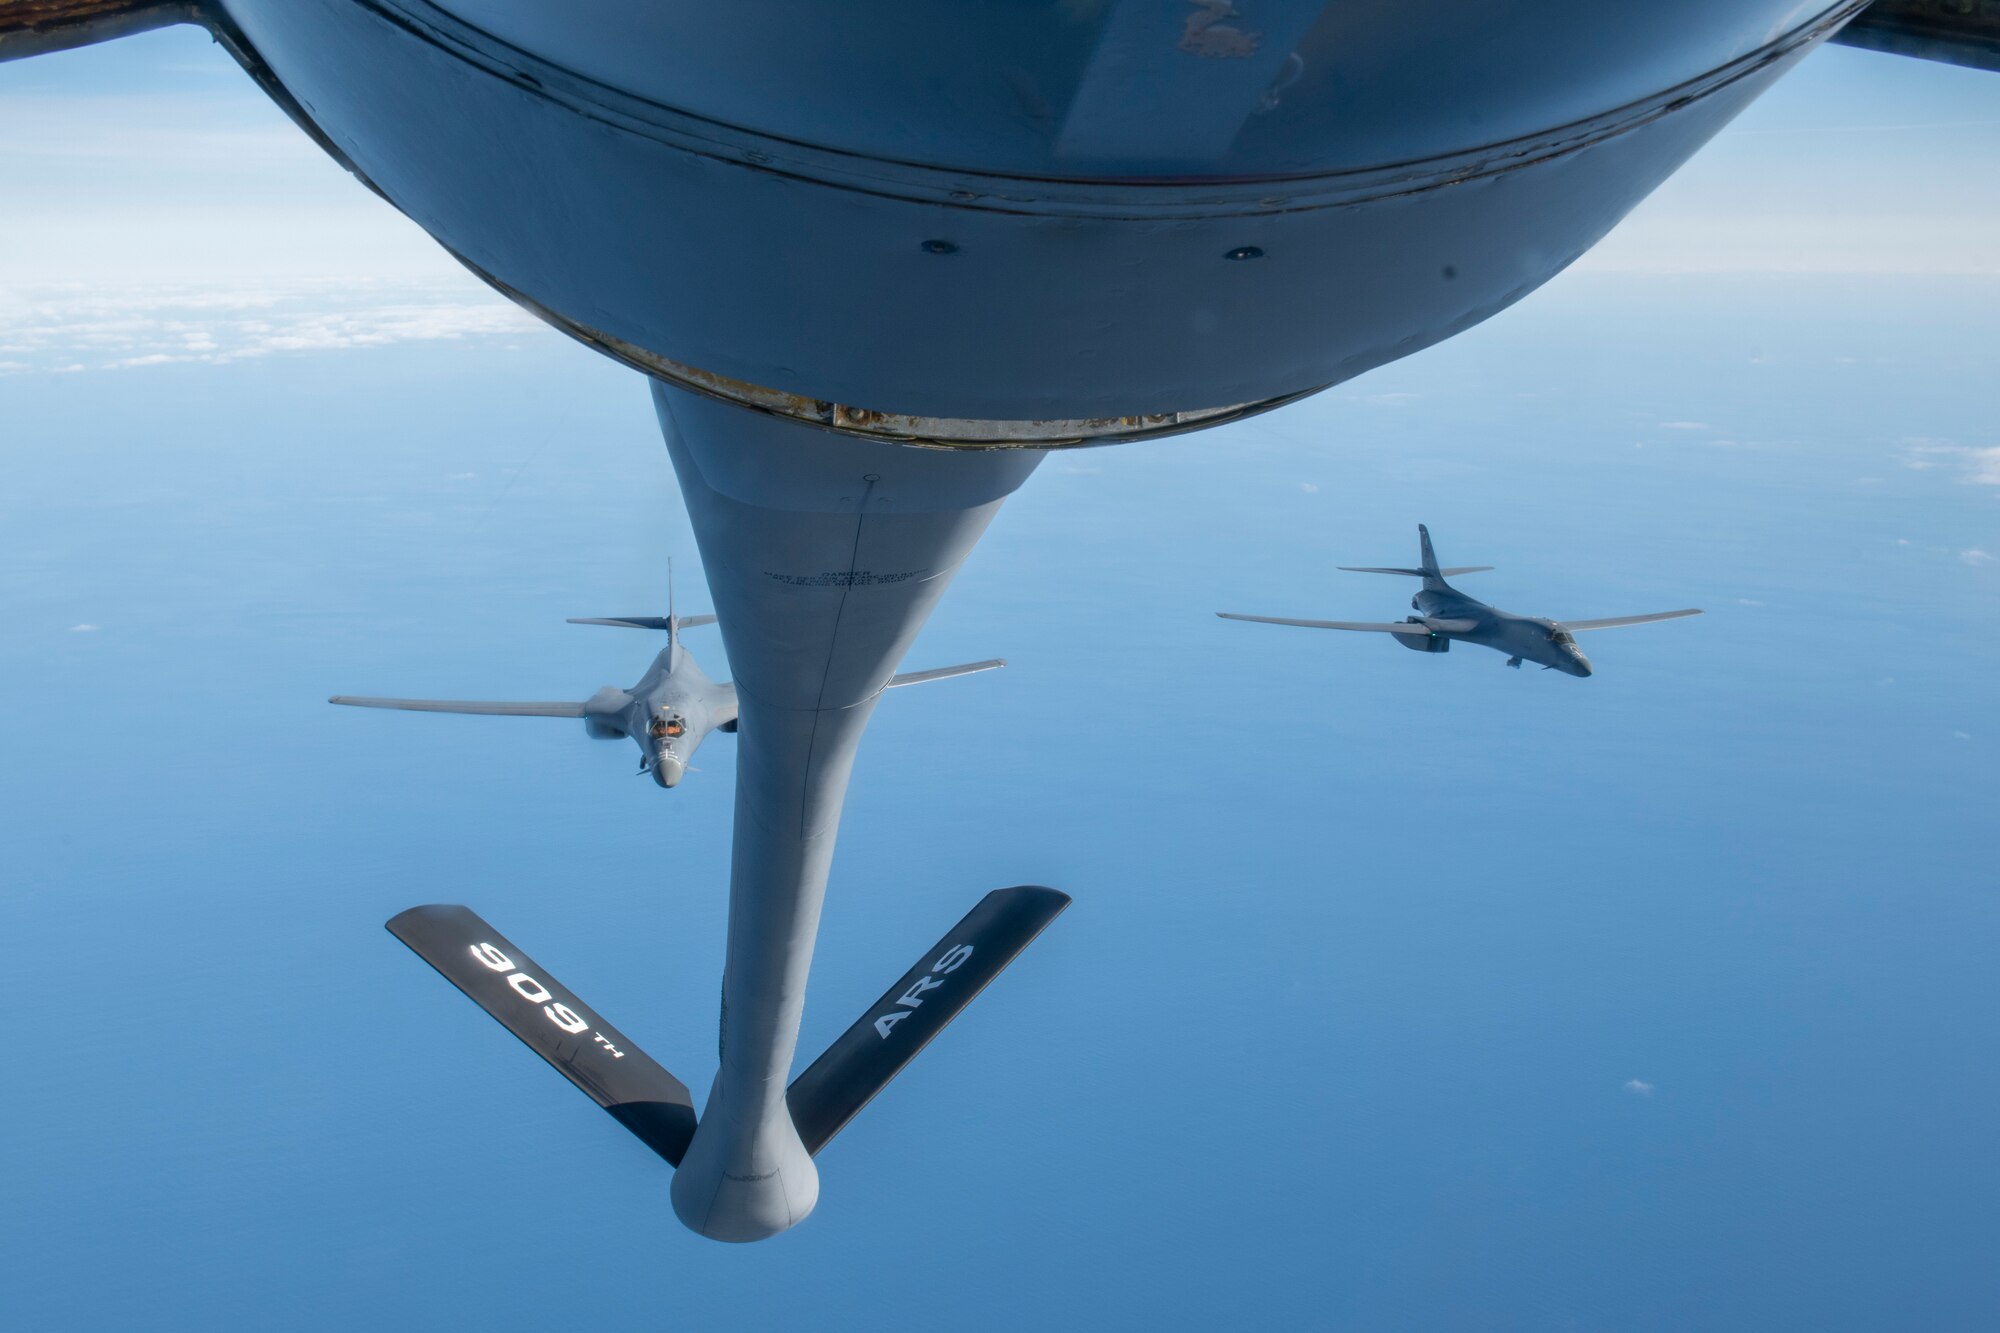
[2,25,1997,1333]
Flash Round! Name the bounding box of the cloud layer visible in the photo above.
[0,280,547,374]
[1900,439,2000,487]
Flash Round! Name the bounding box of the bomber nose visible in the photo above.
[652,753,685,788]
[1569,652,1593,678]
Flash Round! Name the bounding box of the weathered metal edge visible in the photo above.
[461,255,1323,451]
[0,0,201,61]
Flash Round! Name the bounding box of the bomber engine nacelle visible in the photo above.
[1395,619,1450,653]
[581,685,631,738]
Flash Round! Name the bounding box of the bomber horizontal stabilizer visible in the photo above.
[1338,565,1493,577]
[329,696,587,716]
[1559,609,1703,631]
[1216,613,1476,634]
[386,905,697,1166]
[787,885,1070,1156]
[883,658,1006,689]
[566,614,719,630]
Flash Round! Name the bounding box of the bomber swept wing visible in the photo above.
[1214,613,1478,635]
[328,697,588,717]
[566,614,719,630]
[1557,610,1704,631]
[884,658,1006,688]
[330,657,1003,718]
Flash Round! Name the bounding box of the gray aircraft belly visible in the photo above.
[174,1,1857,422]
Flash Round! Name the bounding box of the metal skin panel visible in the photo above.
[212,0,1860,421]
[385,904,699,1166]
[787,886,1073,1158]
[653,384,1044,1242]
[419,1,1840,179]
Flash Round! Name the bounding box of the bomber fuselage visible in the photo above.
[583,642,739,788]
[1412,586,1593,676]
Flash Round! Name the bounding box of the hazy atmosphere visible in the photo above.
[3,26,1995,1332]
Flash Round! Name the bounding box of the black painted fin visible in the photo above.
[386,904,697,1166]
[787,886,1071,1157]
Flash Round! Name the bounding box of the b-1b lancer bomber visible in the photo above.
[1219,526,1701,676]
[330,585,1004,789]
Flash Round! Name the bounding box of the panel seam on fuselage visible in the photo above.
[319,0,1870,219]
[795,479,876,840]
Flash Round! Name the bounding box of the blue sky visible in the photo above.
[2,26,1996,1333]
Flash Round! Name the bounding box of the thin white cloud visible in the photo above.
[1729,120,2000,137]
[1623,1079,1655,1096]
[1961,549,1994,567]
[1659,421,1710,431]
[69,623,99,633]
[1899,439,2000,485]
[1296,481,1319,494]
[1736,598,1765,607]
[0,280,547,373]
[1578,216,2000,276]
[0,102,305,164]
